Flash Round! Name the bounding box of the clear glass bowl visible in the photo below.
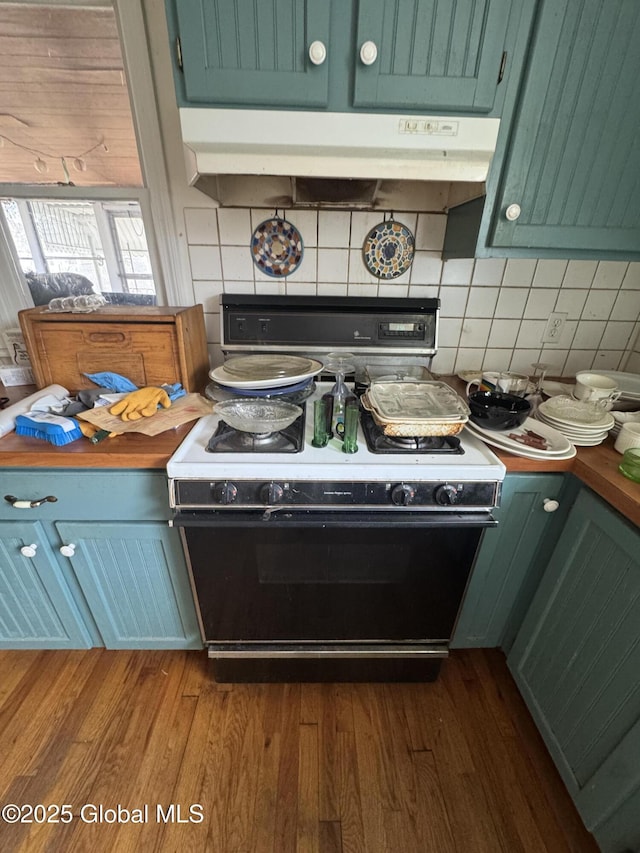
[215,398,303,434]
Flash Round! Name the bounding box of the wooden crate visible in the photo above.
[18,305,210,394]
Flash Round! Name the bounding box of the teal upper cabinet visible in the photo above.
[174,0,330,107]
[353,0,510,112]
[168,0,523,115]
[482,0,640,259]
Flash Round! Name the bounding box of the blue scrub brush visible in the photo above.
[15,413,83,446]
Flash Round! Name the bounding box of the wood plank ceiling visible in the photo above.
[0,4,142,187]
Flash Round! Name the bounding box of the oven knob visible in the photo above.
[434,484,460,506]
[391,484,416,506]
[260,482,284,504]
[213,482,238,505]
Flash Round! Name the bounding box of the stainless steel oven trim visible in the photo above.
[207,644,448,659]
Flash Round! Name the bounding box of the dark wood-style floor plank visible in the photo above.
[0,648,600,853]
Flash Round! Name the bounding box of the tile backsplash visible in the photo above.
[185,207,640,377]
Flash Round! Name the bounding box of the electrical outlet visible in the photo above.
[542,312,567,344]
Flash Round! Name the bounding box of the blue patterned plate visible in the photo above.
[251,216,304,277]
[362,218,415,279]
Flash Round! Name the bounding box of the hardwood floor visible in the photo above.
[0,648,599,853]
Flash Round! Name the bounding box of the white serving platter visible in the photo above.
[464,417,576,460]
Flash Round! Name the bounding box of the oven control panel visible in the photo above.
[174,479,499,510]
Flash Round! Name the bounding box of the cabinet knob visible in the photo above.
[20,543,38,558]
[60,543,76,557]
[543,498,559,513]
[308,40,327,66]
[359,40,378,66]
[505,203,521,221]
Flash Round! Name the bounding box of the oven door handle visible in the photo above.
[172,511,497,528]
[207,643,449,659]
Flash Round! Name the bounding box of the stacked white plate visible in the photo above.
[464,417,576,461]
[536,396,614,446]
[610,410,640,437]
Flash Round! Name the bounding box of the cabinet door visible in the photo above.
[56,522,202,650]
[353,0,510,111]
[452,473,569,650]
[508,488,640,840]
[490,0,640,256]
[0,521,92,649]
[175,0,330,107]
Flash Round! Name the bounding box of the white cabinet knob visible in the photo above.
[308,40,327,65]
[505,203,521,221]
[20,544,37,558]
[359,40,378,65]
[60,543,76,557]
[543,498,559,513]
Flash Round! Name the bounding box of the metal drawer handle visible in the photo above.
[4,494,58,509]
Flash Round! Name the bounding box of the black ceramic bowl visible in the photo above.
[468,390,531,431]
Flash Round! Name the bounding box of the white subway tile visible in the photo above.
[488,319,519,348]
[600,321,636,350]
[524,288,558,319]
[222,281,255,294]
[466,287,499,318]
[350,211,386,248]
[415,214,447,250]
[532,259,568,288]
[255,281,286,295]
[318,211,351,247]
[562,260,597,288]
[582,290,617,320]
[572,320,606,349]
[348,249,378,284]
[454,349,486,372]
[564,350,595,375]
[555,288,588,319]
[431,348,456,374]
[408,284,438,298]
[438,318,463,347]
[611,289,640,321]
[441,258,474,285]
[347,283,378,298]
[539,348,569,375]
[189,245,222,280]
[286,210,318,247]
[379,283,409,298]
[410,251,443,284]
[495,288,529,318]
[484,349,515,371]
[472,258,506,286]
[592,350,626,370]
[220,246,254,280]
[509,349,544,373]
[502,258,537,287]
[439,286,469,316]
[185,208,219,245]
[286,282,317,295]
[318,249,349,282]
[622,263,640,290]
[217,208,252,244]
[592,261,628,290]
[516,320,547,348]
[460,318,491,348]
[287,249,317,281]
[193,280,224,311]
[317,283,348,297]
[204,313,220,343]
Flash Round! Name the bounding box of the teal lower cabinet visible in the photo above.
[508,487,640,853]
[0,469,202,650]
[452,473,573,650]
[0,520,93,649]
[56,521,201,650]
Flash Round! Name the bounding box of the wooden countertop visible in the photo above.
[1,379,638,526]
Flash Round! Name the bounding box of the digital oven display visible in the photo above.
[379,321,425,339]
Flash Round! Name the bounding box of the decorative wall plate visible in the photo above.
[251,216,304,277]
[362,217,415,279]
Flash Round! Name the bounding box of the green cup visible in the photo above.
[619,447,640,483]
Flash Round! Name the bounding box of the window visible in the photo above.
[2,198,155,304]
[0,0,181,314]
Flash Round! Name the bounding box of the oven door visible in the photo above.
[174,511,495,649]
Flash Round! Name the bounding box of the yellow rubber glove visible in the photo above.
[109,387,171,421]
[78,421,118,442]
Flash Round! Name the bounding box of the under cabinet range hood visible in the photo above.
[179,108,501,208]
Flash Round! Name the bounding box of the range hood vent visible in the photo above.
[180,108,500,209]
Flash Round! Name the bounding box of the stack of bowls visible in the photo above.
[536,395,614,446]
[468,390,531,431]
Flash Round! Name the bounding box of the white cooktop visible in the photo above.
[167,383,506,482]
